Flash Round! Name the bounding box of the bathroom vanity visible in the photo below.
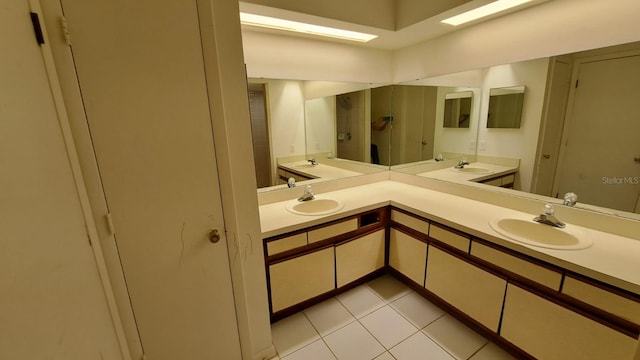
[260,179,640,359]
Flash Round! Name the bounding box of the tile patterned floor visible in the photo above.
[270,275,516,360]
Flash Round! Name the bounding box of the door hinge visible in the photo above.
[87,234,93,246]
[105,213,116,235]
[61,16,72,46]
[29,12,45,45]
[575,79,579,88]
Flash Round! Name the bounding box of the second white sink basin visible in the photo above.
[489,218,593,250]
[286,198,344,216]
[451,167,492,174]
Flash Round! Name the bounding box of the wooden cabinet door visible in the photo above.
[502,284,637,360]
[425,246,506,332]
[389,229,427,286]
[269,248,336,312]
[336,230,385,287]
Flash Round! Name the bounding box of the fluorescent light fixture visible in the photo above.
[441,0,533,26]
[240,12,378,42]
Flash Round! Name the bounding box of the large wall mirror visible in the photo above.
[389,41,640,219]
[249,41,640,219]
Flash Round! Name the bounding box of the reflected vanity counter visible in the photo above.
[277,160,362,184]
[418,162,518,188]
[277,158,387,185]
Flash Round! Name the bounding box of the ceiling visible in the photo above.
[239,0,550,50]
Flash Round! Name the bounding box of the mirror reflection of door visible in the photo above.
[555,54,640,213]
[532,58,572,196]
[248,83,273,188]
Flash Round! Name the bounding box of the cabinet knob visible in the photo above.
[209,229,221,243]
[543,154,551,159]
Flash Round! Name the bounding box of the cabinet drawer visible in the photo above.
[389,229,427,286]
[502,284,637,360]
[562,276,640,325]
[335,230,385,287]
[391,210,428,234]
[269,248,335,312]
[471,241,562,290]
[267,233,307,256]
[429,224,470,253]
[308,218,358,244]
[483,178,502,186]
[501,173,515,185]
[425,246,506,331]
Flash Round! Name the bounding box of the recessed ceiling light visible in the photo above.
[441,0,533,26]
[239,12,378,43]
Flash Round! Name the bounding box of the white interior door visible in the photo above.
[556,54,640,212]
[59,0,242,358]
[0,1,124,358]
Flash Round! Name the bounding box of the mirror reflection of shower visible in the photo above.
[336,92,367,163]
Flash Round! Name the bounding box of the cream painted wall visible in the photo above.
[393,0,640,82]
[242,30,393,83]
[263,79,307,162]
[477,58,550,192]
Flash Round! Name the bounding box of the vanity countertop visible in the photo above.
[259,180,640,295]
[416,162,518,183]
[279,160,361,180]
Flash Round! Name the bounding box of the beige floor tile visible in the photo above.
[422,315,487,359]
[360,305,418,348]
[390,332,455,360]
[272,312,321,357]
[282,339,337,360]
[336,285,386,318]
[390,291,445,329]
[323,321,385,360]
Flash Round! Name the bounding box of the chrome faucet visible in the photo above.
[563,192,578,206]
[298,185,315,202]
[534,203,565,228]
[287,177,296,188]
[308,157,318,165]
[454,157,470,169]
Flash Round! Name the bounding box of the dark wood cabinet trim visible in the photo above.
[508,281,639,338]
[389,268,535,360]
[564,271,640,304]
[389,224,429,244]
[265,204,640,345]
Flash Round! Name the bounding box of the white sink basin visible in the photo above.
[451,167,492,174]
[489,218,593,250]
[294,163,317,169]
[286,198,344,216]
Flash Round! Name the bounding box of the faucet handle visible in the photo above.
[543,203,555,216]
[563,192,578,206]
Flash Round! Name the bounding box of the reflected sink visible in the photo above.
[489,218,593,250]
[451,167,492,174]
[294,164,317,169]
[286,198,344,216]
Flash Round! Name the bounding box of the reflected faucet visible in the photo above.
[563,192,578,207]
[298,185,315,202]
[308,157,318,165]
[287,177,296,188]
[534,203,566,228]
[454,157,470,169]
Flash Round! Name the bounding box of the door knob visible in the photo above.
[208,229,221,243]
[421,140,428,145]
